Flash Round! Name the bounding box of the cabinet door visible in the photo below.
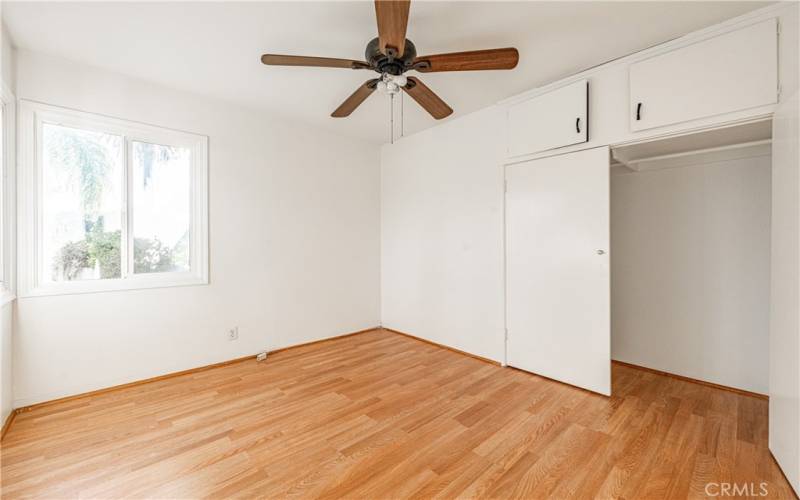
[630,19,777,131]
[506,147,610,395]
[507,79,588,158]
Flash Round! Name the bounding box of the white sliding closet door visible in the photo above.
[506,146,610,395]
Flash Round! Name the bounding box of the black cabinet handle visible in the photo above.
[576,117,581,134]
[636,102,642,121]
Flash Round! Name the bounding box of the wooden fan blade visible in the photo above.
[261,54,370,70]
[403,77,453,120]
[414,48,519,72]
[332,79,380,117]
[375,0,410,57]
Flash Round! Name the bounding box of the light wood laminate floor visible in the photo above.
[0,328,795,499]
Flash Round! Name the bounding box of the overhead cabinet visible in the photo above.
[630,19,778,132]
[507,79,588,158]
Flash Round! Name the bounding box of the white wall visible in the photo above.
[771,88,800,494]
[611,155,771,394]
[0,304,12,424]
[381,107,506,362]
[769,2,800,491]
[13,50,381,407]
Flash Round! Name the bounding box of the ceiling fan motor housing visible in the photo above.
[366,37,417,75]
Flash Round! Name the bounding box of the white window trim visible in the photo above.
[0,83,16,306]
[18,100,209,297]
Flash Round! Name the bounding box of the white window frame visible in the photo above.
[18,100,209,297]
[0,82,15,304]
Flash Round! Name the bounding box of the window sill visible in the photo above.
[0,289,15,307]
[19,274,208,298]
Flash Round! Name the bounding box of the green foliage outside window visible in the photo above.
[53,216,187,280]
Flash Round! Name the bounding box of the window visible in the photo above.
[0,99,5,288]
[0,83,15,302]
[19,101,208,296]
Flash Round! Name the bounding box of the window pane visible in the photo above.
[42,123,123,282]
[0,104,4,285]
[132,141,191,274]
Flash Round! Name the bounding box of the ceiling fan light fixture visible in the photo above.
[378,73,407,95]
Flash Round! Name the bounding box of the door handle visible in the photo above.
[636,102,642,121]
[596,249,606,255]
[576,117,581,134]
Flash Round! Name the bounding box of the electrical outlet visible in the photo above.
[228,327,239,341]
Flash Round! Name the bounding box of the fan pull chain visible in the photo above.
[390,92,395,144]
[400,90,404,138]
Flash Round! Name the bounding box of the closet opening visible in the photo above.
[609,119,772,397]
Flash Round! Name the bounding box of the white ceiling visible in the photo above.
[3,1,771,144]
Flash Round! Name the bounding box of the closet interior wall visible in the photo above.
[610,144,772,395]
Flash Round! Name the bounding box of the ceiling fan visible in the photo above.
[261,0,519,121]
